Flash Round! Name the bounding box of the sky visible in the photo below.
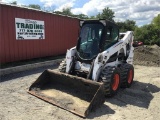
[1,0,160,26]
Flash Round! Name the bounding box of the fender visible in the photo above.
[92,31,134,81]
[65,47,76,73]
[92,57,103,81]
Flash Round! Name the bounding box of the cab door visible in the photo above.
[103,25,119,50]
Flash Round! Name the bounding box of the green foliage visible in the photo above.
[54,8,73,16]
[53,7,115,20]
[117,20,136,32]
[152,14,160,29]
[96,13,101,19]
[10,1,17,5]
[117,14,160,46]
[134,23,160,46]
[74,14,89,19]
[96,7,115,21]
[89,16,96,19]
[8,1,159,46]
[61,8,73,16]
[10,1,41,10]
[54,11,63,15]
[28,4,41,10]
[134,14,160,46]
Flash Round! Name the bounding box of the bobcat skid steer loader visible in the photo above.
[28,19,134,117]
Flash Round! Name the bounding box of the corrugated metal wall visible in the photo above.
[0,4,79,63]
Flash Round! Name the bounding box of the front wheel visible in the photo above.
[120,63,134,88]
[58,59,66,73]
[99,66,121,96]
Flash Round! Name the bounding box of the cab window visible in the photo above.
[103,26,119,50]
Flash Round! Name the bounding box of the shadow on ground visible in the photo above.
[1,71,159,119]
[87,104,115,119]
[106,80,160,109]
[0,65,59,82]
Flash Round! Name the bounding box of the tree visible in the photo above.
[54,7,73,16]
[134,15,160,46]
[74,14,88,19]
[125,20,136,31]
[134,24,160,45]
[152,14,160,29]
[10,1,17,5]
[28,4,41,10]
[96,13,101,19]
[62,7,73,16]
[54,11,63,15]
[117,20,136,32]
[96,7,115,21]
[89,16,96,19]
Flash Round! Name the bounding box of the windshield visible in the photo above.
[77,23,104,60]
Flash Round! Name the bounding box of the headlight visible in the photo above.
[98,54,103,62]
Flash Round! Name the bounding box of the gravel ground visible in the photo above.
[0,65,160,120]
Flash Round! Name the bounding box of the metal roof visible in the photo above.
[0,2,80,20]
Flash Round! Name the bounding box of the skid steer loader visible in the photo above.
[28,19,134,117]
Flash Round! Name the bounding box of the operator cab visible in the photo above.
[76,19,119,63]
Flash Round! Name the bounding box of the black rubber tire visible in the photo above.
[120,63,134,88]
[58,59,66,73]
[100,66,121,96]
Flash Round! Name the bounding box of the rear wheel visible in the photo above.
[120,63,134,88]
[100,66,121,96]
[58,59,66,73]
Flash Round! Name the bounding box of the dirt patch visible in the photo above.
[134,44,160,67]
[0,65,160,120]
[28,70,105,117]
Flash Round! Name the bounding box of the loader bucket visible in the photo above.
[28,69,105,117]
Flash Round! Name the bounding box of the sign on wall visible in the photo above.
[15,18,45,40]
